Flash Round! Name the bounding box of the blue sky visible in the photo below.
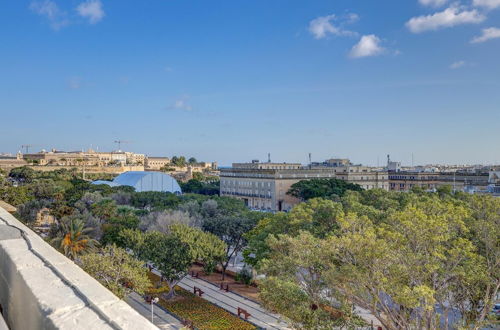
[1,0,499,166]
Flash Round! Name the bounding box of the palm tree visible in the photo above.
[51,218,98,260]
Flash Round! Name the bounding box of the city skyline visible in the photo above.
[1,0,500,165]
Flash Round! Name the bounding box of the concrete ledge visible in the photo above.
[0,207,158,330]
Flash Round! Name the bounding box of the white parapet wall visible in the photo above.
[0,207,158,330]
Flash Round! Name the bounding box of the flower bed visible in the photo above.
[147,273,256,330]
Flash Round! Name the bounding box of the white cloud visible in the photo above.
[308,14,357,39]
[349,35,385,58]
[29,1,69,30]
[406,6,485,33]
[68,77,82,89]
[471,27,500,43]
[169,96,192,111]
[449,60,466,69]
[419,0,449,7]
[77,0,105,24]
[473,0,500,9]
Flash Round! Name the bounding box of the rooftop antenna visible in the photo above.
[268,153,271,163]
[412,153,414,167]
[21,145,33,154]
[114,140,130,152]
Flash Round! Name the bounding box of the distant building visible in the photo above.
[21,149,146,167]
[145,156,171,170]
[93,171,182,193]
[0,153,27,169]
[220,160,389,212]
[311,158,351,167]
[488,171,500,195]
[388,171,490,192]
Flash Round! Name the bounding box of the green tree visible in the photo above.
[260,232,363,329]
[80,245,152,299]
[171,156,187,167]
[188,157,197,164]
[259,196,493,329]
[9,166,36,183]
[142,231,192,299]
[203,212,260,279]
[244,198,344,267]
[288,178,363,201]
[91,199,118,220]
[170,223,226,272]
[51,218,98,260]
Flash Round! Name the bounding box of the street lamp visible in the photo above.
[151,297,159,323]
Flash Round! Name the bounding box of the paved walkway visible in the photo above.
[177,273,291,329]
[125,292,183,330]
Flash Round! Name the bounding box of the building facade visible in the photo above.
[388,171,490,192]
[220,160,389,212]
[144,156,171,170]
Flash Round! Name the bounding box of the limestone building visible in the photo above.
[220,160,389,212]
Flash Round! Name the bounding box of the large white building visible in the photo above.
[220,160,388,212]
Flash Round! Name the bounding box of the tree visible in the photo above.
[180,179,220,195]
[460,194,500,326]
[244,198,344,267]
[171,156,186,167]
[16,199,52,224]
[188,157,197,164]
[169,223,226,271]
[130,191,180,210]
[9,166,36,183]
[139,209,196,232]
[258,196,494,329]
[51,218,98,260]
[142,231,192,299]
[79,245,152,299]
[288,178,363,201]
[260,232,364,329]
[203,212,260,279]
[101,211,140,246]
[121,225,225,300]
[91,198,118,220]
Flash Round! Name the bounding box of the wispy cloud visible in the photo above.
[419,0,449,7]
[449,60,466,69]
[308,14,358,39]
[168,95,192,111]
[473,0,500,9]
[349,35,385,58]
[29,0,69,30]
[406,5,485,33]
[471,27,500,43]
[68,77,82,89]
[77,0,105,24]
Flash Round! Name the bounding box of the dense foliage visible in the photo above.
[1,167,258,301]
[287,178,363,200]
[80,245,151,299]
[245,189,500,329]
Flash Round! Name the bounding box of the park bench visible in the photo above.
[237,307,251,320]
[220,283,229,292]
[193,286,204,297]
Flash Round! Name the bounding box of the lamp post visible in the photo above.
[151,297,159,323]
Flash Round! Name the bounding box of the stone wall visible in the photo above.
[0,207,158,330]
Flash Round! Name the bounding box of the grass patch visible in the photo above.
[147,273,256,330]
